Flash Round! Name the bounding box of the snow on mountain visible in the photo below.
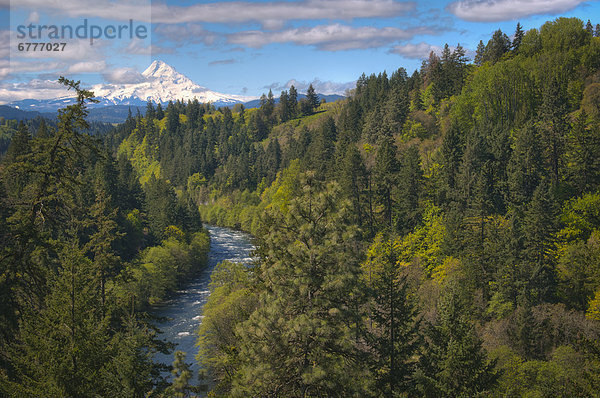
[92,60,254,106]
[10,61,255,112]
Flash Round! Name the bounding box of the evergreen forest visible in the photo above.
[2,17,600,397]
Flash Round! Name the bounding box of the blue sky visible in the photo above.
[1,0,599,102]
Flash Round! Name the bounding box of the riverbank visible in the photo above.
[152,225,254,387]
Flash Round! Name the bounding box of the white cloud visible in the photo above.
[102,66,145,84]
[8,0,415,27]
[8,0,149,22]
[228,23,434,51]
[0,79,69,104]
[448,0,591,22]
[154,24,218,46]
[390,42,442,59]
[152,0,416,25]
[67,60,107,74]
[123,38,173,56]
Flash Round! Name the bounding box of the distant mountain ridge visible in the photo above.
[5,61,346,122]
[9,61,256,113]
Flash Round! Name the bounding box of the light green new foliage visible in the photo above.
[197,260,257,395]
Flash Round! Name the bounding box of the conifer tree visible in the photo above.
[374,137,399,229]
[233,173,368,396]
[4,121,31,165]
[364,234,420,397]
[586,19,594,35]
[306,83,320,113]
[523,181,558,302]
[474,40,486,66]
[416,284,498,397]
[288,85,298,118]
[566,110,600,194]
[338,144,368,228]
[512,22,524,53]
[169,351,192,398]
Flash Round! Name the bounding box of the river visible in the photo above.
[152,225,254,385]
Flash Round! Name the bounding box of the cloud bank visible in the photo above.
[448,0,591,22]
[390,42,442,59]
[228,24,435,51]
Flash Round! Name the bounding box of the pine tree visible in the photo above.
[441,123,463,201]
[306,83,320,113]
[522,181,558,303]
[36,118,49,139]
[4,121,31,165]
[538,77,568,185]
[288,85,298,118]
[265,89,276,123]
[474,40,486,66]
[512,22,524,53]
[166,101,180,136]
[566,110,600,194]
[9,244,111,396]
[397,146,423,233]
[338,144,368,228]
[309,116,337,178]
[364,234,420,397]
[84,187,122,317]
[416,284,498,397]
[485,29,511,63]
[382,86,409,137]
[278,90,289,123]
[507,123,545,208]
[155,102,164,120]
[145,100,155,120]
[586,20,594,35]
[374,137,399,229]
[233,174,368,396]
[169,351,192,398]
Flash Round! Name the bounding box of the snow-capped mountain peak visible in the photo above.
[142,60,173,78]
[142,60,193,86]
[10,61,255,112]
[90,60,251,105]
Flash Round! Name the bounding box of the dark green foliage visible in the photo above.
[396,146,423,232]
[566,111,600,194]
[0,79,209,395]
[522,181,559,302]
[338,144,369,229]
[416,284,499,397]
[512,22,524,53]
[364,235,420,397]
[374,137,399,229]
[306,83,320,113]
[4,16,600,397]
[474,40,485,66]
[484,29,511,63]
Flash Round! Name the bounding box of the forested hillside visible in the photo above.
[2,16,600,398]
[0,79,210,396]
[101,17,600,397]
[108,17,600,396]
